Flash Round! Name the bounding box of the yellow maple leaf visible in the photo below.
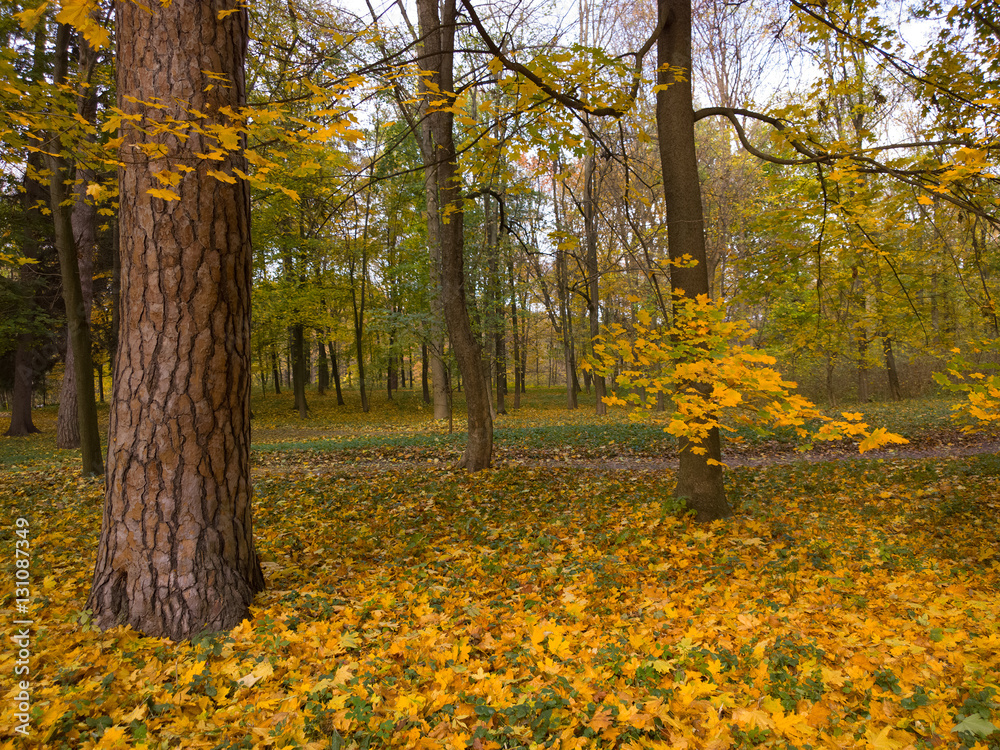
[94,725,128,748]
[146,188,180,201]
[207,169,236,184]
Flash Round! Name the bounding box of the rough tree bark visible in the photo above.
[657,0,730,521]
[417,0,493,469]
[87,0,265,640]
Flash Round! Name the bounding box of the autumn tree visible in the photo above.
[88,0,265,640]
[416,0,493,469]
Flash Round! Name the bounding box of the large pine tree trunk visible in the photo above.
[88,0,265,640]
[657,0,729,522]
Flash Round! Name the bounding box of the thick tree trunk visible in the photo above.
[5,336,40,436]
[417,0,492,469]
[57,341,80,448]
[657,0,729,521]
[88,0,265,640]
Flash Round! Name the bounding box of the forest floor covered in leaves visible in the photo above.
[1,390,999,749]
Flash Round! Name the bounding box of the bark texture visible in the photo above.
[657,0,730,521]
[5,337,41,436]
[417,0,493,469]
[88,0,264,640]
[57,26,101,452]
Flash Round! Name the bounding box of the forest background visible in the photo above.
[0,0,999,746]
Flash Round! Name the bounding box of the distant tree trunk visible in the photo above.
[317,333,328,395]
[520,312,528,393]
[510,262,521,410]
[271,347,281,394]
[583,150,606,414]
[49,23,102,474]
[291,323,307,417]
[387,336,397,400]
[485,192,506,416]
[882,333,902,401]
[351,283,368,413]
[421,342,431,404]
[88,0,265,640]
[5,336,41,436]
[5,32,47,438]
[826,356,837,406]
[657,0,729,521]
[857,335,870,402]
[552,169,578,410]
[329,341,345,405]
[417,0,492,469]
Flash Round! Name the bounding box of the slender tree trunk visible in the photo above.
[351,278,369,413]
[291,323,308,417]
[88,0,265,640]
[271,347,281,394]
[521,311,528,393]
[330,341,345,405]
[5,36,48,438]
[657,0,729,521]
[510,261,521,410]
[882,333,902,401]
[317,333,328,395]
[552,169,578,410]
[421,342,431,404]
[584,151,607,415]
[58,26,103,446]
[417,0,492,469]
[48,24,103,474]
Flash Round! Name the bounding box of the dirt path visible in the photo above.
[254,432,1000,475]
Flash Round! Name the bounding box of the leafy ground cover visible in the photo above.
[1,390,999,749]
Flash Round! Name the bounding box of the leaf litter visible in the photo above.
[1,411,999,749]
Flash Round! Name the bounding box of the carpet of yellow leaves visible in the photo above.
[1,453,999,749]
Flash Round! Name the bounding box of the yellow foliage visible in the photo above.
[588,295,906,454]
